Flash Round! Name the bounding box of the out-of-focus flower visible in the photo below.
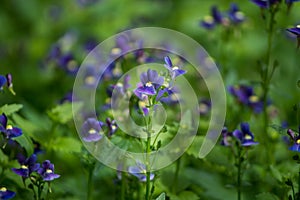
[286,127,300,152]
[12,154,40,178]
[228,3,245,24]
[37,160,60,181]
[0,75,7,91]
[128,162,154,182]
[228,85,264,113]
[286,25,300,49]
[233,123,259,146]
[0,187,15,199]
[0,114,22,139]
[198,99,211,115]
[105,118,118,136]
[250,0,280,8]
[200,5,225,29]
[221,127,234,146]
[135,69,164,96]
[5,74,16,95]
[81,118,104,142]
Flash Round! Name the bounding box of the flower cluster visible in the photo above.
[250,0,300,9]
[80,117,118,142]
[200,3,245,30]
[12,154,60,182]
[221,123,258,147]
[228,84,264,113]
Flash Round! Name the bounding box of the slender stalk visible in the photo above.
[236,146,242,200]
[145,99,153,200]
[37,182,43,200]
[298,165,300,200]
[172,157,181,193]
[87,165,95,200]
[121,172,126,200]
[291,181,296,200]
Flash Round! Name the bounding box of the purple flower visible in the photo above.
[228,85,264,113]
[250,0,280,8]
[228,3,245,24]
[81,118,104,142]
[58,53,79,74]
[135,69,164,96]
[105,118,118,136]
[164,56,186,79]
[221,123,258,147]
[286,25,300,49]
[12,154,40,178]
[156,87,180,105]
[37,160,60,181]
[83,66,99,88]
[198,99,211,115]
[0,75,7,91]
[0,187,15,199]
[200,5,227,29]
[128,162,154,182]
[233,123,259,146]
[0,114,22,139]
[287,127,300,152]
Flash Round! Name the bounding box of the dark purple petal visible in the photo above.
[289,144,300,152]
[174,69,186,77]
[240,123,250,134]
[164,56,173,68]
[0,187,16,199]
[0,114,7,127]
[211,6,223,23]
[0,75,7,89]
[140,71,148,85]
[233,129,243,142]
[12,167,29,177]
[136,85,156,95]
[287,27,300,36]
[9,127,22,138]
[242,140,259,146]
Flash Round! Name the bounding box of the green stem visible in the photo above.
[298,165,300,200]
[37,182,43,200]
[172,157,181,194]
[291,181,296,200]
[87,165,95,200]
[236,146,242,200]
[145,99,153,200]
[121,172,126,200]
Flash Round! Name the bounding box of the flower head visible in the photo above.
[37,160,60,181]
[81,118,104,142]
[0,75,7,91]
[164,56,186,79]
[233,123,259,146]
[200,5,225,29]
[128,162,154,182]
[250,0,280,8]
[286,25,300,49]
[135,69,164,96]
[0,187,15,199]
[286,127,300,152]
[228,85,264,113]
[12,154,40,178]
[228,3,245,24]
[0,114,22,139]
[221,123,258,147]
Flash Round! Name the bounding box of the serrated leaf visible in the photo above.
[47,102,83,124]
[155,192,165,200]
[270,165,282,182]
[0,104,23,116]
[47,137,82,153]
[256,192,280,200]
[14,134,34,155]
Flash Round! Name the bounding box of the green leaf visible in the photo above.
[178,191,199,200]
[297,80,300,88]
[47,102,83,124]
[155,192,166,200]
[256,193,280,200]
[0,104,23,116]
[14,134,34,155]
[186,136,204,158]
[270,165,282,182]
[46,137,82,153]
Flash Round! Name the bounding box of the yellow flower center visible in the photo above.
[245,134,252,140]
[199,104,208,113]
[145,82,152,87]
[297,139,300,144]
[111,125,117,131]
[204,16,214,24]
[85,76,96,85]
[88,129,97,134]
[0,187,7,192]
[21,165,28,169]
[67,60,77,71]
[249,95,259,103]
[46,169,53,174]
[6,125,13,130]
[235,11,245,20]
[172,66,179,71]
[297,25,300,28]
[111,48,121,55]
